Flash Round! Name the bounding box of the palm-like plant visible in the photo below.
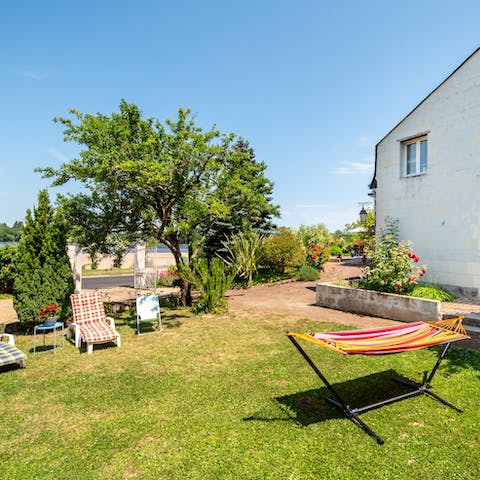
[221,231,263,284]
[178,258,234,313]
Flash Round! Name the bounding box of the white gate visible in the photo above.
[134,242,176,290]
[134,242,156,289]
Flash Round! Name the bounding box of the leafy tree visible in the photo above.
[0,221,24,242]
[203,138,278,258]
[38,101,279,306]
[85,244,99,270]
[13,190,74,324]
[295,224,332,249]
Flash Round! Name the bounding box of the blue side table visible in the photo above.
[33,322,64,354]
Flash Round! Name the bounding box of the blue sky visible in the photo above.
[1,1,479,231]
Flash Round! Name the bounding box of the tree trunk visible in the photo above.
[170,241,192,307]
[179,278,192,307]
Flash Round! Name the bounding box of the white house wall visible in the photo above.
[375,51,480,295]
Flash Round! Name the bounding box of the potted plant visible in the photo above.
[37,303,60,326]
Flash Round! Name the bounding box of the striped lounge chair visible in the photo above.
[70,291,121,354]
[0,333,26,369]
[287,317,470,445]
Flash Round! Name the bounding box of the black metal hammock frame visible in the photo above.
[286,317,469,445]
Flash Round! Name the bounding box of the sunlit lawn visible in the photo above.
[82,267,134,276]
[1,309,480,479]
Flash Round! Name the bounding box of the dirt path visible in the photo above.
[0,260,393,331]
[0,297,17,329]
[227,261,400,329]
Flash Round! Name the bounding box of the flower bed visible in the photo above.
[316,282,441,323]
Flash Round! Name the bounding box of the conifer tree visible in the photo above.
[13,190,74,324]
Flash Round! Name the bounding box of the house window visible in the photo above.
[402,136,427,176]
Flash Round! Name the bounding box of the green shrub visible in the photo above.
[296,264,320,281]
[329,244,343,258]
[359,218,426,294]
[0,245,17,294]
[221,230,263,284]
[248,267,290,285]
[261,229,303,274]
[408,285,456,302]
[179,257,234,314]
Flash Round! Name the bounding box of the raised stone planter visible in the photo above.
[316,282,441,323]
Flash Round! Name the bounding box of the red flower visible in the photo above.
[413,256,419,263]
[396,283,401,290]
[311,255,317,260]
[37,303,59,320]
[311,246,318,251]
[408,276,416,282]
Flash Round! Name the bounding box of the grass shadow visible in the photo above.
[77,341,119,354]
[115,309,184,331]
[29,345,58,354]
[245,369,416,426]
[0,363,24,373]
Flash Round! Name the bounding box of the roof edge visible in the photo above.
[368,45,480,190]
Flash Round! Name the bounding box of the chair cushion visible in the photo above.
[0,342,26,367]
[71,291,106,325]
[71,292,117,344]
[78,320,117,344]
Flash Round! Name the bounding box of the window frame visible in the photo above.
[401,135,428,177]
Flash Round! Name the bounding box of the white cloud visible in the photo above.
[332,159,374,175]
[47,148,69,163]
[8,68,49,80]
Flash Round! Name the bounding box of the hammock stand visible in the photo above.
[286,317,469,445]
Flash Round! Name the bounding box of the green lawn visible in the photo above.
[82,267,134,276]
[1,310,479,479]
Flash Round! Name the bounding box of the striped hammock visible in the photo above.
[286,317,469,355]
